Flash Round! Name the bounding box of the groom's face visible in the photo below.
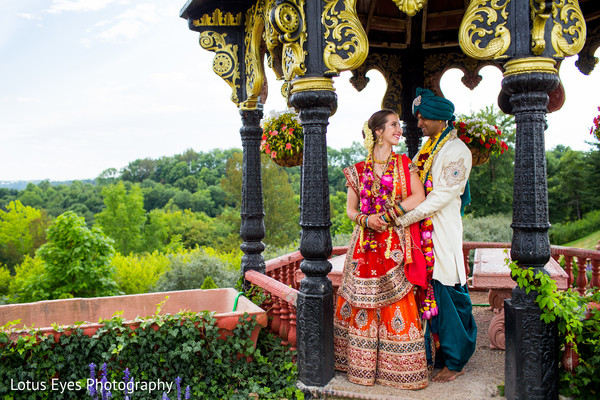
[417,113,446,138]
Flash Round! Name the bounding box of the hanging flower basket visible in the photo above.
[469,147,491,166]
[456,117,509,166]
[260,110,303,167]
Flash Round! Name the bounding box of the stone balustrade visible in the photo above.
[246,242,600,349]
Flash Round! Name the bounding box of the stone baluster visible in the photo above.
[564,255,574,288]
[288,305,298,351]
[591,259,600,289]
[576,258,589,295]
[270,268,282,335]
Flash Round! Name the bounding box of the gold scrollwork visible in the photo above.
[271,0,307,81]
[459,0,511,60]
[199,31,241,104]
[192,9,243,26]
[531,1,552,55]
[551,0,586,58]
[243,2,267,110]
[391,0,426,17]
[322,0,369,74]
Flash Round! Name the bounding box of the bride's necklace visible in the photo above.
[373,152,391,164]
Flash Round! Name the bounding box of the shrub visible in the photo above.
[153,248,238,292]
[463,213,512,242]
[6,256,49,303]
[112,251,171,295]
[549,210,600,245]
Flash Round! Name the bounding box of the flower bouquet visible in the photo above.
[456,117,509,166]
[590,106,600,141]
[260,110,303,167]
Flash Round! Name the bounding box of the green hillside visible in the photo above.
[563,230,600,250]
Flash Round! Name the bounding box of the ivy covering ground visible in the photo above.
[0,311,303,400]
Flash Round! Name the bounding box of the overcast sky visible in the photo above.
[1,0,599,181]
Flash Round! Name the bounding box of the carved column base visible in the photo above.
[504,288,558,400]
[296,277,335,386]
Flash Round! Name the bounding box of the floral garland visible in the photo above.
[414,132,451,320]
[359,152,396,255]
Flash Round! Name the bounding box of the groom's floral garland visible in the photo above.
[414,132,451,319]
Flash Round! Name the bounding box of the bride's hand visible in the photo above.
[368,212,388,232]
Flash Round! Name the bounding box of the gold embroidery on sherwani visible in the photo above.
[443,157,467,187]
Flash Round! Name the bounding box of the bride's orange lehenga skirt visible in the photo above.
[333,229,429,390]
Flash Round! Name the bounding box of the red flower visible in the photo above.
[485,143,491,149]
[459,122,466,128]
[479,138,485,145]
[286,143,292,149]
[489,138,497,144]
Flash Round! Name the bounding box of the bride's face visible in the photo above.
[376,114,403,146]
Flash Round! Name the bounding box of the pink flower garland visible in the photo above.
[359,154,395,251]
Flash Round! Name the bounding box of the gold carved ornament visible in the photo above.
[392,0,426,17]
[243,2,267,110]
[199,31,241,104]
[271,0,308,81]
[192,9,243,26]
[551,0,586,58]
[503,57,557,76]
[531,0,553,55]
[322,0,369,74]
[459,0,511,60]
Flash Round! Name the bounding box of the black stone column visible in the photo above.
[239,109,266,290]
[502,70,559,400]
[289,88,337,387]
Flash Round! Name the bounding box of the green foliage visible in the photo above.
[563,230,600,250]
[547,146,587,223]
[0,200,50,270]
[0,312,303,399]
[6,256,49,303]
[462,213,512,242]
[330,191,354,236]
[153,248,238,292]
[549,210,600,245]
[31,211,119,301]
[508,258,600,398]
[221,152,300,247]
[111,251,171,295]
[200,276,218,289]
[95,182,146,254]
[0,265,11,303]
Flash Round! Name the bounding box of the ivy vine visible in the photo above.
[508,256,600,399]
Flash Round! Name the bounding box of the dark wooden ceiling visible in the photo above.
[358,0,599,54]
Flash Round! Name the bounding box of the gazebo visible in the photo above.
[179,0,599,398]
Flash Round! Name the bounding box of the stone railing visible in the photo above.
[246,242,600,346]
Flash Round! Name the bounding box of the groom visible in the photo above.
[395,87,477,383]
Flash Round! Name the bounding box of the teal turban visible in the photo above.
[412,87,455,124]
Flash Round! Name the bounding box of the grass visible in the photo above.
[563,230,600,250]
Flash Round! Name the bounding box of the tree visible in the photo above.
[0,201,50,270]
[221,152,300,247]
[95,182,146,254]
[33,211,118,300]
[547,146,587,223]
